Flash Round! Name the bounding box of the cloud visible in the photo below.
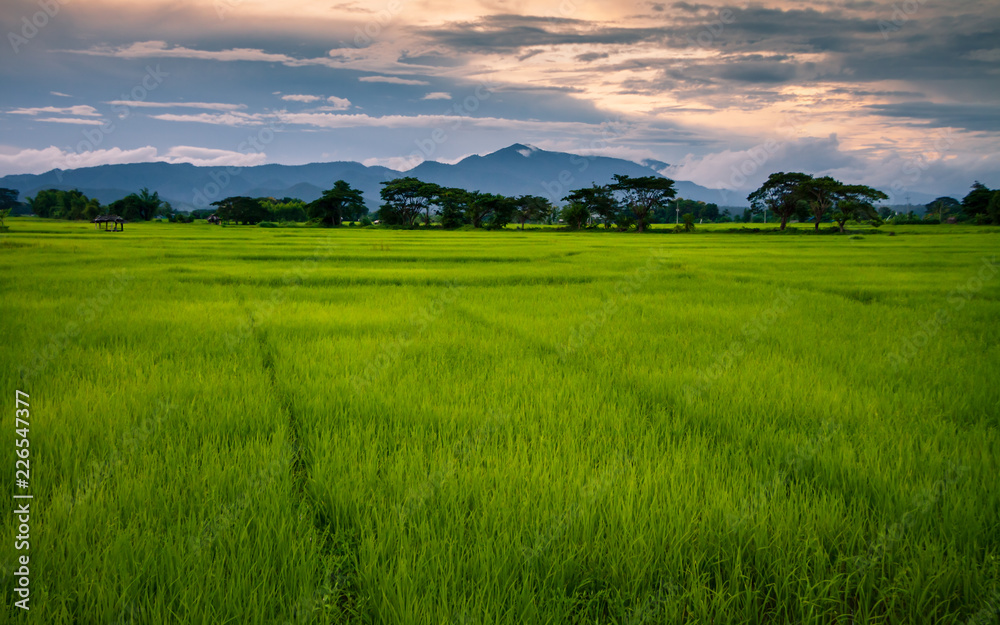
[0,146,265,176]
[664,135,863,192]
[361,155,423,171]
[65,40,343,69]
[966,48,1000,62]
[148,112,268,126]
[325,96,352,110]
[33,117,107,126]
[104,101,248,111]
[397,52,465,67]
[421,92,452,100]
[358,75,430,85]
[866,102,1000,133]
[9,105,101,117]
[424,15,667,52]
[277,111,613,134]
[160,146,267,167]
[281,94,322,102]
[50,92,72,98]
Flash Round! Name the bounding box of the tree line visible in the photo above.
[2,176,998,230]
[305,174,685,231]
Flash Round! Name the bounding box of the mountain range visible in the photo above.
[0,144,740,212]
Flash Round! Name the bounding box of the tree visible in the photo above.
[962,182,994,220]
[747,172,813,230]
[697,202,720,223]
[989,191,1000,225]
[563,185,619,229]
[83,198,102,221]
[261,197,308,222]
[925,196,960,222]
[134,188,162,220]
[308,181,366,227]
[436,188,471,229]
[466,192,515,230]
[513,195,552,229]
[211,196,269,225]
[560,201,591,229]
[799,176,844,231]
[109,188,161,221]
[27,189,101,220]
[831,184,888,233]
[0,188,18,215]
[609,174,676,232]
[379,177,436,227]
[682,212,696,232]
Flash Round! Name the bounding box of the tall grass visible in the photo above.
[1,218,997,624]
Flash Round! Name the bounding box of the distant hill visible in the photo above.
[0,144,732,212]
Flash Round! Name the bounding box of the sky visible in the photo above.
[0,0,998,201]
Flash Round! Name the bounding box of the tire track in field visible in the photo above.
[238,294,368,623]
[245,304,309,498]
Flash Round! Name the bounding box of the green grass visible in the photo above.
[2,218,998,624]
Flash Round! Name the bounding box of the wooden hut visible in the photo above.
[91,215,127,231]
[207,214,221,225]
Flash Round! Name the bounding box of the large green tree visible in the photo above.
[559,201,591,229]
[747,172,813,230]
[924,196,961,222]
[563,185,619,229]
[962,182,994,220]
[211,196,269,225]
[0,188,18,214]
[465,192,515,230]
[110,188,163,221]
[609,174,676,232]
[989,191,1000,225]
[28,189,101,220]
[799,176,843,231]
[308,181,366,226]
[379,178,437,227]
[436,188,472,229]
[832,184,888,233]
[512,195,552,229]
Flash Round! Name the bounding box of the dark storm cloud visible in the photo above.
[866,102,1000,132]
[397,52,465,67]
[423,15,668,52]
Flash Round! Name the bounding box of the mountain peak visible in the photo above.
[495,143,541,158]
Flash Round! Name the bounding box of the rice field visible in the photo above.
[1,218,998,624]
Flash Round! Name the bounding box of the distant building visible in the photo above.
[91,215,127,231]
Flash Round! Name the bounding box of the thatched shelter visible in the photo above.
[207,214,221,224]
[92,215,127,231]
